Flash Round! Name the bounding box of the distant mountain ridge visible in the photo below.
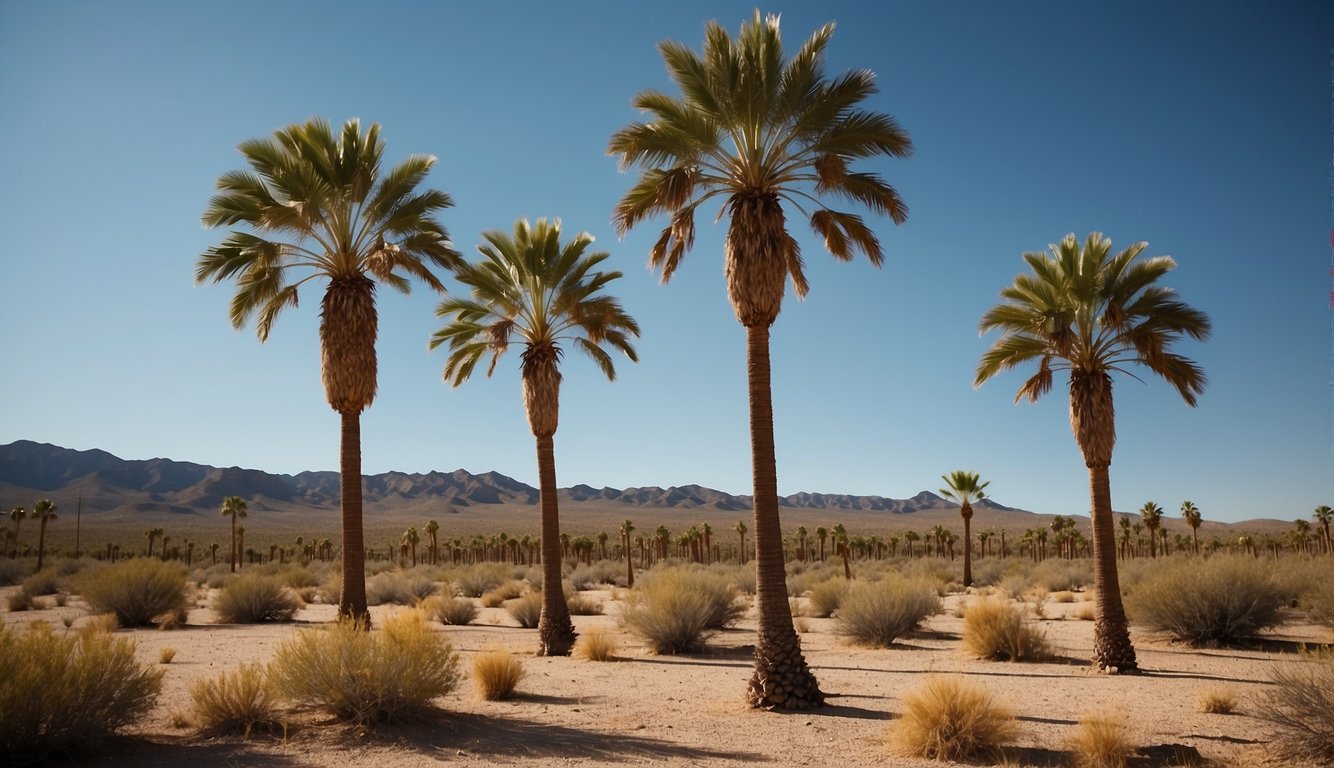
[0,440,1020,517]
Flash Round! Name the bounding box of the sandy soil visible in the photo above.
[3,585,1328,768]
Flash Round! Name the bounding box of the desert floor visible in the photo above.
[3,585,1328,768]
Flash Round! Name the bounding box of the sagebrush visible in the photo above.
[620,568,743,654]
[836,575,940,648]
[889,676,1016,761]
[1254,649,1334,764]
[190,663,281,737]
[1068,708,1133,768]
[472,650,525,700]
[214,573,299,623]
[962,598,1051,661]
[1125,556,1286,645]
[80,558,191,627]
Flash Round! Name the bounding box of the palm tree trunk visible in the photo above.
[36,519,48,570]
[229,516,236,574]
[1089,463,1137,672]
[338,411,369,624]
[536,434,576,656]
[961,502,974,588]
[743,323,822,710]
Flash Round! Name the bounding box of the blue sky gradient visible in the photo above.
[2,1,1332,523]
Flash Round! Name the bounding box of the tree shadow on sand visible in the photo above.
[374,711,768,763]
[84,735,306,768]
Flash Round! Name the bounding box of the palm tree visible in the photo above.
[32,499,57,570]
[424,519,440,565]
[220,496,247,574]
[620,519,636,587]
[815,527,828,562]
[1314,505,1332,555]
[403,527,419,567]
[610,11,910,711]
[197,117,458,622]
[236,526,246,569]
[735,521,747,565]
[940,471,990,587]
[903,530,919,558]
[976,232,1209,672]
[144,527,163,559]
[8,506,24,559]
[832,523,851,580]
[209,542,220,565]
[431,218,639,656]
[1180,501,1202,555]
[1139,502,1163,558]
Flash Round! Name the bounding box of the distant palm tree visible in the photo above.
[1139,502,1163,558]
[209,541,220,565]
[1314,505,1332,555]
[431,218,639,656]
[424,519,440,565]
[976,232,1210,673]
[236,526,246,568]
[816,527,828,562]
[144,527,163,559]
[8,506,24,559]
[796,526,808,562]
[832,523,851,579]
[221,496,247,573]
[32,499,57,569]
[903,530,919,558]
[197,117,458,622]
[609,11,910,711]
[940,471,990,587]
[1180,501,1202,555]
[620,519,635,587]
[403,527,419,567]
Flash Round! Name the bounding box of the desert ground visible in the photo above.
[3,571,1328,768]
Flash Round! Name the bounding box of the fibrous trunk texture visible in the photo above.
[744,323,823,710]
[338,411,369,624]
[961,500,974,587]
[536,434,576,656]
[725,194,789,328]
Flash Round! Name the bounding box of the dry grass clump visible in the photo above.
[1050,590,1077,603]
[268,610,460,725]
[1196,685,1239,714]
[1068,708,1134,768]
[808,578,849,618]
[190,663,281,737]
[452,563,514,597]
[566,592,604,615]
[1125,555,1286,645]
[7,589,33,611]
[22,568,61,596]
[1304,575,1334,630]
[214,573,299,623]
[888,676,1016,761]
[0,620,163,759]
[505,591,543,628]
[569,560,622,590]
[159,647,177,664]
[430,596,479,626]
[963,598,1052,661]
[472,650,525,700]
[620,568,744,654]
[1254,648,1334,764]
[366,571,438,606]
[1075,603,1095,621]
[0,558,27,586]
[574,628,618,661]
[80,558,191,627]
[836,575,940,648]
[481,580,526,607]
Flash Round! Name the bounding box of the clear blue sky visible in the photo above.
[2,1,1331,524]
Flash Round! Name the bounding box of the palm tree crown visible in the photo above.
[940,471,990,507]
[609,10,911,326]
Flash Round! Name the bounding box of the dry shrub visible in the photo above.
[619,568,743,654]
[0,620,163,759]
[0,559,27,586]
[190,663,281,737]
[159,647,177,664]
[1196,686,1238,714]
[788,597,807,617]
[81,558,191,627]
[22,568,61,596]
[575,628,618,661]
[1304,576,1334,630]
[567,592,604,615]
[889,676,1016,761]
[1254,648,1334,764]
[1075,603,1095,621]
[569,561,622,590]
[808,578,849,618]
[472,650,525,700]
[1051,590,1077,603]
[963,598,1051,661]
[214,573,299,623]
[7,589,33,612]
[481,580,526,607]
[268,610,460,725]
[836,575,940,648]
[431,596,479,626]
[452,563,513,597]
[1068,708,1133,768]
[1125,556,1286,645]
[366,571,437,606]
[505,591,543,628]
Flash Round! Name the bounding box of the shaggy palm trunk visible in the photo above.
[744,324,823,710]
[229,516,237,574]
[526,351,576,656]
[961,501,974,587]
[322,277,376,625]
[35,518,48,570]
[1071,370,1138,673]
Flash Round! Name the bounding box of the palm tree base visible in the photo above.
[1093,619,1139,674]
[746,628,824,710]
[537,615,576,657]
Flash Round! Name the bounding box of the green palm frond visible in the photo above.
[940,470,990,505]
[431,218,640,387]
[197,117,458,341]
[975,232,1211,406]
[609,11,911,288]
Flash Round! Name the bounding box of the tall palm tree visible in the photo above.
[1180,501,1202,555]
[940,471,990,587]
[145,527,163,559]
[8,507,24,559]
[1313,505,1332,555]
[425,519,440,565]
[403,527,419,567]
[431,217,639,656]
[609,11,910,711]
[620,519,636,587]
[32,499,56,570]
[197,117,458,622]
[1139,502,1163,558]
[976,232,1210,673]
[221,496,247,574]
